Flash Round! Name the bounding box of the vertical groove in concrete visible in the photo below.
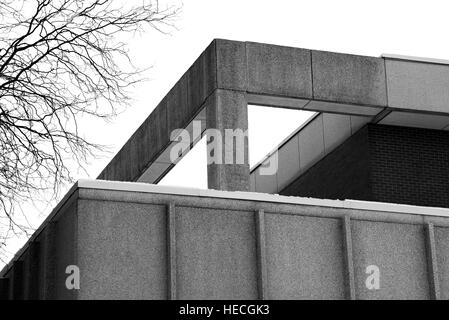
[255,209,268,300]
[167,203,177,300]
[10,260,24,300]
[425,222,441,300]
[27,241,40,300]
[43,222,57,300]
[342,215,356,300]
[0,278,9,300]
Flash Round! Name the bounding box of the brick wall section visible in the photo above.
[369,124,449,208]
[280,124,449,208]
[281,126,373,201]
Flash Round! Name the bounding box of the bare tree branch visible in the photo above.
[0,0,178,261]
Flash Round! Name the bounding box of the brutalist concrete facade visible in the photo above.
[2,180,449,300]
[2,40,449,299]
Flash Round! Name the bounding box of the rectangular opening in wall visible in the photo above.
[248,105,316,193]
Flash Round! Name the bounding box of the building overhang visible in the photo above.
[97,39,449,188]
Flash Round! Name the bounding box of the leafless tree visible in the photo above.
[0,0,178,262]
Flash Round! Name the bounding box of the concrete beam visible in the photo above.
[384,57,449,113]
[96,39,449,189]
[246,42,312,99]
[312,50,387,107]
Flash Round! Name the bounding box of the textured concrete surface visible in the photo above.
[77,200,167,300]
[352,220,429,299]
[167,74,190,135]
[246,42,312,99]
[206,89,250,191]
[435,227,449,300]
[216,39,247,91]
[97,39,449,192]
[3,182,449,299]
[176,206,258,299]
[41,222,57,299]
[265,214,345,299]
[55,202,77,300]
[312,51,387,106]
[135,101,169,174]
[385,58,449,113]
[187,40,217,115]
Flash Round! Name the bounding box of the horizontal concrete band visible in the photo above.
[2,179,449,299]
[4,178,449,281]
[80,180,449,217]
[98,39,449,183]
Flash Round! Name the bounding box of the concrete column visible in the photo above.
[206,89,250,191]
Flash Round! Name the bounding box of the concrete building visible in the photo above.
[2,39,449,299]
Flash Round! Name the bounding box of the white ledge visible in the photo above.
[80,179,449,218]
[382,53,449,66]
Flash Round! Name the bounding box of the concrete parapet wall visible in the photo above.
[2,180,449,299]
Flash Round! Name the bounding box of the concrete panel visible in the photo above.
[176,207,258,299]
[167,73,190,134]
[385,59,449,113]
[246,42,312,99]
[250,173,256,192]
[98,97,169,182]
[265,214,345,299]
[323,113,351,155]
[41,222,57,300]
[352,220,429,299]
[379,111,449,130]
[55,201,77,300]
[25,242,40,300]
[187,40,217,114]
[77,200,167,300]
[298,114,325,172]
[135,99,169,174]
[350,115,371,134]
[277,135,300,190]
[216,39,247,91]
[312,51,387,106]
[435,227,449,300]
[254,160,278,194]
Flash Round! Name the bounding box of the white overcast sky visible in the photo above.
[2,0,449,266]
